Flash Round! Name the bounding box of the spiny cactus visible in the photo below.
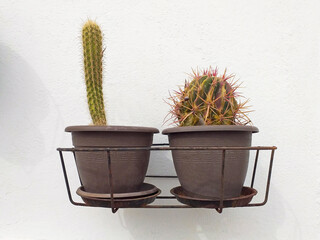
[167,67,251,126]
[82,20,107,125]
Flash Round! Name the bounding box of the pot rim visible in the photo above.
[162,125,259,135]
[65,125,159,133]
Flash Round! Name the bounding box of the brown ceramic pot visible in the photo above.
[66,125,159,194]
[162,125,258,199]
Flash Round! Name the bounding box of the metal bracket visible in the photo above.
[57,145,276,214]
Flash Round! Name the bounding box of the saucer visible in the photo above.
[76,183,159,199]
[79,189,161,208]
[170,186,257,208]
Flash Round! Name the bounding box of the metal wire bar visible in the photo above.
[151,143,170,146]
[250,150,260,188]
[246,149,275,207]
[137,205,191,208]
[155,196,176,199]
[218,150,226,213]
[106,150,118,213]
[146,175,178,178]
[57,146,277,152]
[59,151,91,207]
[72,151,83,186]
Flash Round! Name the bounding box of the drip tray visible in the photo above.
[77,188,161,208]
[170,186,257,208]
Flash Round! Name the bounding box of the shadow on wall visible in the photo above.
[0,44,60,168]
[119,185,291,240]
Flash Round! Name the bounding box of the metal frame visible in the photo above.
[57,144,276,214]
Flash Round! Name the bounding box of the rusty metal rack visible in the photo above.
[57,144,276,214]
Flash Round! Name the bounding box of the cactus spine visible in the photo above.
[168,67,251,126]
[82,20,107,125]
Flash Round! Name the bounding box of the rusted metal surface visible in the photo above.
[106,150,115,211]
[57,146,277,152]
[219,149,226,209]
[250,150,260,188]
[246,149,275,207]
[57,145,276,214]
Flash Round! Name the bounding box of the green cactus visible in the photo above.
[167,67,251,126]
[82,20,107,125]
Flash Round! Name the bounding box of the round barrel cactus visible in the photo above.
[167,67,251,126]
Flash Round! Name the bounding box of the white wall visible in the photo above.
[0,0,319,239]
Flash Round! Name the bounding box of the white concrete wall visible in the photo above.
[0,0,319,239]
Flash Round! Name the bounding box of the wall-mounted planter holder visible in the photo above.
[57,144,276,214]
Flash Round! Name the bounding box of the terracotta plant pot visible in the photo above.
[66,125,159,194]
[162,125,258,199]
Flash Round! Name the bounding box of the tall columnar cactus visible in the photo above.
[167,67,251,126]
[82,20,107,125]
